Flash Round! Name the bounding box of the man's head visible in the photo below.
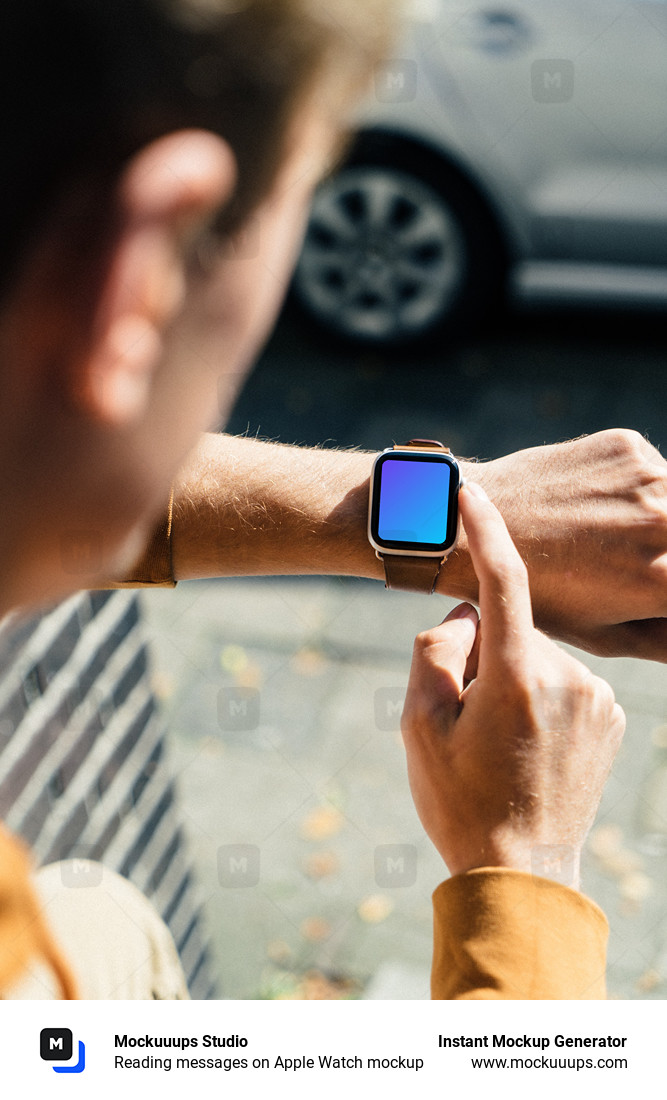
[0,0,398,608]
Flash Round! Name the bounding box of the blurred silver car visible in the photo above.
[293,0,667,346]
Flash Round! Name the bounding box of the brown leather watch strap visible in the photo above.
[395,439,450,452]
[379,439,450,593]
[381,553,443,594]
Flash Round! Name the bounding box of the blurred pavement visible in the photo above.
[142,575,667,1000]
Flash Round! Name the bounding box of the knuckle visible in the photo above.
[399,708,413,739]
[611,704,627,742]
[594,677,616,711]
[525,652,621,732]
[583,670,616,713]
[400,693,421,737]
[400,696,441,741]
[648,557,667,589]
[603,426,647,461]
[637,496,667,531]
[413,628,438,655]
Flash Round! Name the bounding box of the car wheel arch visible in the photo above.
[343,127,518,269]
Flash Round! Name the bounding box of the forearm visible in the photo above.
[171,432,480,595]
[171,434,379,580]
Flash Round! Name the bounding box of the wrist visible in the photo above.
[444,837,582,891]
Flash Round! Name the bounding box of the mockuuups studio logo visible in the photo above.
[40,1028,86,1074]
[60,858,104,889]
[531,59,574,102]
[531,844,576,886]
[217,687,260,732]
[60,531,104,575]
[531,685,579,732]
[217,844,260,888]
[374,687,404,732]
[375,844,418,888]
[375,59,418,103]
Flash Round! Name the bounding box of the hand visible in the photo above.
[450,429,667,661]
[402,483,626,884]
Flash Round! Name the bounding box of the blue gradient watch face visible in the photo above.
[370,452,459,553]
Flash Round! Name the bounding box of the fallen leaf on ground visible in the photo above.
[358,894,394,924]
[291,648,329,677]
[304,852,340,879]
[636,969,662,993]
[220,645,248,675]
[266,940,292,964]
[235,663,262,690]
[300,806,344,841]
[300,917,332,942]
[651,724,667,748]
[588,824,624,859]
[263,968,360,1000]
[619,871,652,907]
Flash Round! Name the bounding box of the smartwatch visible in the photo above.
[368,439,462,594]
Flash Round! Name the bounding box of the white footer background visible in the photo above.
[2,999,655,1098]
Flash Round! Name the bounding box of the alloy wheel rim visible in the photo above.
[295,167,466,341]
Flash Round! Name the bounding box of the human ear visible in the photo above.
[76,129,236,426]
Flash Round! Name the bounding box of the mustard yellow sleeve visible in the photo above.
[0,825,77,998]
[431,868,608,1000]
[108,490,176,589]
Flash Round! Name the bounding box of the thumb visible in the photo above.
[403,603,480,733]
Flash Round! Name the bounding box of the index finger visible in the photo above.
[459,482,534,669]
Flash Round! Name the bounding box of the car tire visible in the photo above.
[291,132,509,350]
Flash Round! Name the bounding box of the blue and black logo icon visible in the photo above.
[40,1028,86,1073]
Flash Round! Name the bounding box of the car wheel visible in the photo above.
[292,136,508,349]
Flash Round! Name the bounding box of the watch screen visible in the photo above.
[377,455,452,548]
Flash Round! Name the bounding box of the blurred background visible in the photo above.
[291,0,667,351]
[2,0,667,1001]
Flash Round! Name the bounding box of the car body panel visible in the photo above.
[359,0,667,268]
